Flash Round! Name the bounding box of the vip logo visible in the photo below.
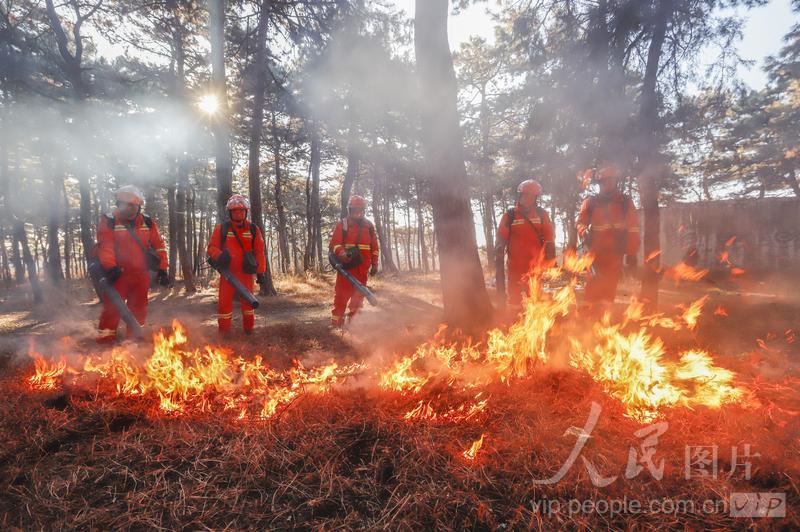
[729,492,786,518]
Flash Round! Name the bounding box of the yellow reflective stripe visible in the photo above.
[242,310,255,316]
[628,227,640,233]
[154,248,166,252]
[333,244,344,251]
[99,329,117,337]
[217,312,232,319]
[357,245,371,250]
[373,251,380,255]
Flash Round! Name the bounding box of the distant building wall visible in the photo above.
[655,198,800,273]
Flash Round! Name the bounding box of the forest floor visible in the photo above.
[0,270,798,529]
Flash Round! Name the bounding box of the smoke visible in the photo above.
[2,92,215,216]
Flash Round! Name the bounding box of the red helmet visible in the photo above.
[347,195,367,209]
[226,194,250,211]
[517,179,542,196]
[596,165,621,181]
[116,185,144,206]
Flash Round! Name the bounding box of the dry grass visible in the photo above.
[1,274,798,529]
[1,358,798,529]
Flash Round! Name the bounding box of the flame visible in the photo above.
[730,267,746,276]
[462,433,486,460]
[645,250,662,262]
[664,262,709,284]
[724,236,737,247]
[28,353,66,390]
[561,249,595,274]
[29,320,361,419]
[680,296,708,331]
[378,267,746,423]
[714,305,728,317]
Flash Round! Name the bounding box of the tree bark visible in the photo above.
[167,185,178,281]
[209,0,233,221]
[414,178,430,273]
[636,0,673,309]
[415,0,492,329]
[303,124,322,271]
[13,221,42,303]
[341,146,358,218]
[271,110,290,273]
[176,163,195,292]
[372,172,397,272]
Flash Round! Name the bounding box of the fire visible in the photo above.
[645,250,662,262]
[462,433,486,460]
[664,262,709,284]
[378,267,746,423]
[26,320,361,419]
[24,265,754,429]
[714,305,728,317]
[28,353,66,390]
[679,296,708,330]
[561,249,595,274]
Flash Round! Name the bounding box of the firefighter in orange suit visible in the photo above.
[577,165,640,305]
[329,195,379,327]
[495,179,556,307]
[97,185,169,343]
[206,194,267,334]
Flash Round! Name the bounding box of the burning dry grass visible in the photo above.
[2,268,799,528]
[1,368,797,529]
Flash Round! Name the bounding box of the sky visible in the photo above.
[389,0,797,90]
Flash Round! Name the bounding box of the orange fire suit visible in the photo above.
[329,217,379,325]
[577,192,640,303]
[97,212,168,342]
[497,205,556,306]
[207,221,267,332]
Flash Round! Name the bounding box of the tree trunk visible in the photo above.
[167,185,178,281]
[303,124,321,271]
[13,221,42,303]
[372,173,397,272]
[414,178,430,273]
[62,179,72,280]
[209,0,233,221]
[311,128,323,269]
[636,0,673,309]
[176,162,195,292]
[415,0,492,329]
[341,146,358,218]
[271,110,291,274]
[402,195,410,270]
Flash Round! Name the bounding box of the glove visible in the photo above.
[105,266,122,284]
[157,269,170,286]
[337,250,351,264]
[256,273,266,285]
[216,249,231,270]
[370,264,378,276]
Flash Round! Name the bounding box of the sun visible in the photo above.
[197,94,220,114]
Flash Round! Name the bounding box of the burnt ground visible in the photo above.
[0,271,798,529]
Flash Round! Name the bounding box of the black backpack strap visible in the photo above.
[219,222,229,250]
[229,223,249,251]
[121,214,153,256]
[509,207,545,246]
[142,214,153,229]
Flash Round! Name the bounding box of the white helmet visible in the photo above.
[116,185,145,206]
